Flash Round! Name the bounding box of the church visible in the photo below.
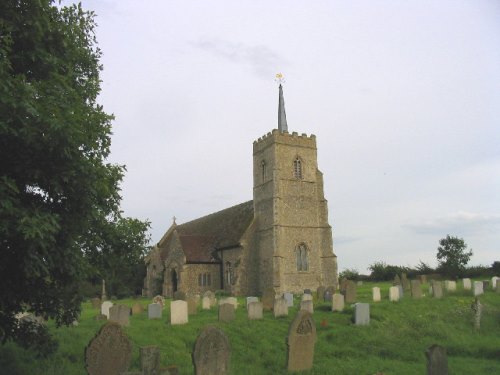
[143,84,338,297]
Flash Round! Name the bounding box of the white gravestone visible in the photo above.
[101,301,113,319]
[473,281,484,296]
[372,287,381,302]
[462,278,471,290]
[202,296,211,310]
[170,300,188,325]
[389,286,399,302]
[331,294,344,312]
[246,297,259,309]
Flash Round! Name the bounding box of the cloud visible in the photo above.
[191,39,286,79]
[334,235,363,245]
[404,211,500,236]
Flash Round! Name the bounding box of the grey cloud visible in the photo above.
[334,235,363,245]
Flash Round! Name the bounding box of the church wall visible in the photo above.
[143,247,165,297]
[180,263,221,295]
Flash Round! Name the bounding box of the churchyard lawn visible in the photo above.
[1,280,499,374]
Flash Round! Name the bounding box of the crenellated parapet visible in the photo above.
[253,129,316,154]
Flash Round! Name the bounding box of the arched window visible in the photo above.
[261,160,267,182]
[296,243,309,271]
[293,157,303,179]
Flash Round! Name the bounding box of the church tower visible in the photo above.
[252,83,338,294]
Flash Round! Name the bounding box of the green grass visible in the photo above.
[1,280,500,375]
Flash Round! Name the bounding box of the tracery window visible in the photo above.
[293,157,303,179]
[296,243,309,271]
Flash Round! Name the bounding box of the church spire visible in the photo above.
[276,73,288,132]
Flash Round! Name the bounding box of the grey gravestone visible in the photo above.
[372,287,381,302]
[471,297,482,331]
[432,281,443,299]
[218,303,235,323]
[283,292,294,307]
[247,301,263,320]
[324,290,333,302]
[286,310,316,372]
[398,285,404,298]
[173,291,186,301]
[273,298,288,318]
[389,286,399,302]
[85,322,132,375]
[132,303,144,315]
[148,303,162,319]
[331,294,344,312]
[262,288,275,311]
[473,281,484,296]
[354,303,370,326]
[462,278,471,290]
[246,296,258,309]
[140,346,160,375]
[170,300,188,325]
[482,280,489,290]
[300,300,314,314]
[401,273,410,291]
[316,286,325,301]
[411,280,422,299]
[192,326,231,375]
[109,305,131,327]
[345,281,357,303]
[425,345,448,375]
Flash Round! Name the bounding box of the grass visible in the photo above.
[1,280,499,375]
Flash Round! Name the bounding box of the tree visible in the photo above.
[0,0,145,353]
[436,235,473,278]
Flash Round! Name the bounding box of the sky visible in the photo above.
[64,0,500,274]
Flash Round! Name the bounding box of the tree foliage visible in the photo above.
[436,235,473,278]
[0,0,149,351]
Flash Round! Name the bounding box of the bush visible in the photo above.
[339,268,360,281]
[368,262,406,281]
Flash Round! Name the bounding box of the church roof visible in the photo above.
[174,200,254,263]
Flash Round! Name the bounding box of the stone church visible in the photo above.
[143,85,338,297]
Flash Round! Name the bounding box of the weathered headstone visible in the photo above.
[316,286,326,301]
[148,303,162,319]
[393,274,401,285]
[389,286,399,302]
[462,278,471,290]
[187,297,198,315]
[324,290,333,302]
[300,300,314,314]
[91,298,101,309]
[218,303,235,323]
[85,323,132,375]
[218,297,237,310]
[247,301,263,320]
[101,301,113,319]
[432,281,443,299]
[170,300,188,325]
[331,294,344,312]
[482,280,490,290]
[301,293,313,302]
[283,292,294,307]
[192,326,230,375]
[401,273,410,291]
[140,346,160,375]
[411,280,422,299]
[471,297,482,331]
[345,281,357,303]
[286,311,316,372]
[109,305,131,327]
[473,281,483,296]
[372,287,381,302]
[203,290,216,307]
[202,296,211,310]
[354,303,370,326]
[173,291,186,301]
[444,280,456,292]
[425,345,448,375]
[132,303,144,315]
[262,288,275,311]
[273,298,288,318]
[246,296,259,309]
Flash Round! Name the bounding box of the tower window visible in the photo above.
[293,158,303,179]
[296,243,309,271]
[261,160,267,182]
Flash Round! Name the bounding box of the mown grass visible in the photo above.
[1,280,499,375]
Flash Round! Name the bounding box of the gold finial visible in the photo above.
[275,73,285,85]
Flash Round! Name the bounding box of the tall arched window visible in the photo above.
[293,157,303,179]
[296,243,308,271]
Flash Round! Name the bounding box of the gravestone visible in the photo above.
[218,303,235,323]
[425,345,448,375]
[301,293,313,302]
[324,290,333,302]
[85,323,132,375]
[192,326,230,375]
[140,346,160,375]
[316,286,325,301]
[187,297,198,315]
[262,288,276,311]
[91,298,101,309]
[372,287,381,302]
[411,280,422,299]
[432,281,443,299]
[203,290,216,307]
[300,300,314,314]
[286,310,316,372]
[132,303,144,315]
[218,297,237,310]
[331,294,344,312]
[401,273,410,291]
[471,297,482,330]
[491,276,499,289]
[101,301,113,319]
[109,305,131,327]
[389,286,399,302]
[393,274,401,285]
[345,281,357,303]
[462,278,471,290]
[273,298,288,318]
[148,303,162,319]
[473,281,483,296]
[246,297,259,309]
[354,303,370,326]
[398,285,404,298]
[202,296,211,310]
[444,281,456,292]
[482,280,490,290]
[152,295,165,308]
[283,292,294,307]
[173,291,186,301]
[339,278,348,293]
[170,300,188,325]
[247,301,263,320]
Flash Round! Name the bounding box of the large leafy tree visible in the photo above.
[0,0,144,352]
[436,235,473,278]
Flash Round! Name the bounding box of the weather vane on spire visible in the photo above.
[275,72,285,86]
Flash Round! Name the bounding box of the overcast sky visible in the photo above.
[65,0,500,273]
